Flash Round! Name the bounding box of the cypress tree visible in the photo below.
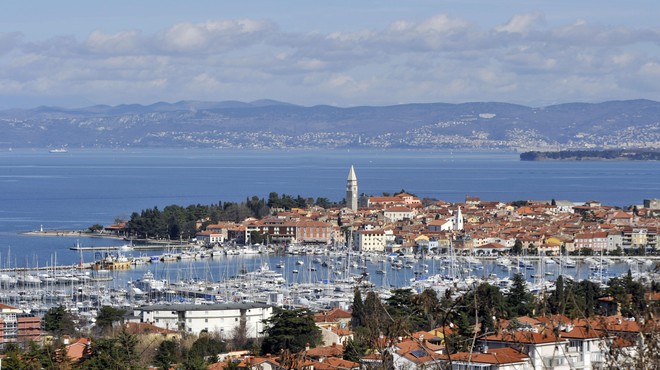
[351,287,365,328]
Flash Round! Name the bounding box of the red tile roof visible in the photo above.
[448,347,529,365]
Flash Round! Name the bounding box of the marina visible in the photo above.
[0,243,658,317]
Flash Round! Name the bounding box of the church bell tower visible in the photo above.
[346,165,358,211]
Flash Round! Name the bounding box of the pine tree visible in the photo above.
[507,273,534,316]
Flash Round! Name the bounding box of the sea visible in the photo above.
[0,148,658,287]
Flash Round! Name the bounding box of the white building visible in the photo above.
[353,230,387,252]
[384,206,414,222]
[481,331,571,370]
[427,218,453,232]
[134,303,273,337]
[446,347,532,370]
[196,230,225,245]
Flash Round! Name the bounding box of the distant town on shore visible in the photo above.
[2,99,660,150]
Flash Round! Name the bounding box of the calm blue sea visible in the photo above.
[0,148,658,269]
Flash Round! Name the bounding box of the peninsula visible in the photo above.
[520,149,660,161]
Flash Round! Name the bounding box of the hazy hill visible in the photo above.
[0,99,658,150]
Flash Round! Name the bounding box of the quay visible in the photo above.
[69,244,180,251]
[0,262,95,272]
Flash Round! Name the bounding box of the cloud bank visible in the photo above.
[1,12,660,108]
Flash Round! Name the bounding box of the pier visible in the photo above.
[69,244,179,251]
[0,262,95,272]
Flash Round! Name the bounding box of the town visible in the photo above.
[2,167,659,369]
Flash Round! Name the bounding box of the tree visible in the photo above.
[507,273,534,317]
[414,288,441,330]
[315,197,331,209]
[115,329,141,368]
[512,239,523,255]
[154,340,179,370]
[187,334,226,363]
[250,230,266,245]
[79,331,142,370]
[22,341,51,369]
[465,283,506,335]
[385,288,439,332]
[88,224,104,233]
[95,306,126,333]
[547,275,566,315]
[351,287,365,328]
[2,343,26,370]
[223,361,241,370]
[261,308,322,355]
[44,305,77,337]
[362,291,389,345]
[343,338,367,362]
[180,355,207,370]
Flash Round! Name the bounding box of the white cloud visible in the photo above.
[416,14,471,34]
[495,12,544,34]
[159,19,275,53]
[638,62,660,78]
[611,53,636,67]
[296,58,326,70]
[86,30,142,54]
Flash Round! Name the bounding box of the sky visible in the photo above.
[1,0,659,109]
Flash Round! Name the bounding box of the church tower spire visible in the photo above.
[453,206,464,231]
[346,165,358,211]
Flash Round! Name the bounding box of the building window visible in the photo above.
[205,318,208,323]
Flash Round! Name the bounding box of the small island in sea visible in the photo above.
[520,149,660,161]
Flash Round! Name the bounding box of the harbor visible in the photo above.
[1,241,658,317]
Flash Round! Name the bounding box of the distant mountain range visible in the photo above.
[1,99,659,150]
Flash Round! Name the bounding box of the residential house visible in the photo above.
[427,218,453,232]
[574,232,609,251]
[255,218,333,244]
[134,303,272,337]
[195,230,225,245]
[391,337,446,369]
[312,357,360,370]
[480,330,570,370]
[63,337,91,363]
[353,230,387,252]
[0,304,42,348]
[384,206,415,222]
[443,347,531,370]
[622,226,657,249]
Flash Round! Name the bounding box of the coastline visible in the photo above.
[21,230,124,239]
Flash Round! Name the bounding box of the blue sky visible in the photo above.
[1,1,659,108]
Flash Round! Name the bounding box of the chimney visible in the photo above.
[305,342,310,351]
[63,335,70,345]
